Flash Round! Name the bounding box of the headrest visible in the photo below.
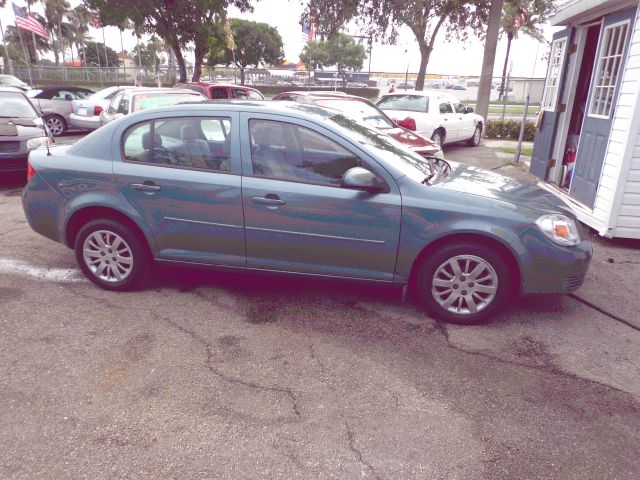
[180,125,198,141]
[142,131,162,150]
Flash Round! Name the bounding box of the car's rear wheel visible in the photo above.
[74,219,149,291]
[45,115,67,136]
[467,124,482,147]
[416,242,511,325]
[431,129,445,148]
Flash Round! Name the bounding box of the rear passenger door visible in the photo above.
[113,112,246,266]
[437,96,459,142]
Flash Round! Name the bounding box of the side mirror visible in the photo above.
[466,106,474,113]
[341,167,385,193]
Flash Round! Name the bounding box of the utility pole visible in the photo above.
[476,0,503,135]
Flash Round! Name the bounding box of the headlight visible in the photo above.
[27,136,52,150]
[535,214,580,246]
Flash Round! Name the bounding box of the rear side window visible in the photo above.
[210,88,228,99]
[122,117,232,172]
[376,95,429,113]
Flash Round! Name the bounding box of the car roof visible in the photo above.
[176,82,260,91]
[34,85,94,92]
[119,87,201,95]
[276,90,351,98]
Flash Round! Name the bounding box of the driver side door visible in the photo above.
[240,114,402,280]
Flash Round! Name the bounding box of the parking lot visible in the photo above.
[1,140,640,479]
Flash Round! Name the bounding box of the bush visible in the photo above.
[485,119,536,142]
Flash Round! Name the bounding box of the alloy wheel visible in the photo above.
[82,230,134,282]
[431,254,498,315]
[46,116,65,136]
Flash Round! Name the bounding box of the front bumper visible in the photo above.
[520,236,593,295]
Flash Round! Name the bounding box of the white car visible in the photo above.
[376,91,484,148]
[69,86,122,131]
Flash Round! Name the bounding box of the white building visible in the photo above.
[531,0,640,238]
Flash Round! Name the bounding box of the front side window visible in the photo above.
[453,100,466,114]
[249,119,366,186]
[211,88,228,99]
[122,117,232,172]
[376,95,429,113]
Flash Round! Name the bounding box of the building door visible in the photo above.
[569,8,636,208]
[530,29,572,180]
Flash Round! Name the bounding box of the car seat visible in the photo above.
[176,125,211,169]
[251,124,298,179]
[142,131,173,165]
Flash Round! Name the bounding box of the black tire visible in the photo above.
[74,219,150,291]
[467,124,482,147]
[431,129,445,148]
[415,242,512,325]
[45,115,67,136]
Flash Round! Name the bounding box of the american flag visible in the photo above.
[12,3,48,40]
[301,19,316,43]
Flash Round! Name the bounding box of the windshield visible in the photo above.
[0,75,27,88]
[328,113,444,184]
[314,98,395,129]
[376,94,429,113]
[88,87,120,101]
[132,93,205,112]
[0,91,39,118]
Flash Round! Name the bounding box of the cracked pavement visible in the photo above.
[2,175,640,479]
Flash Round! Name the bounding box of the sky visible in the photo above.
[0,0,559,78]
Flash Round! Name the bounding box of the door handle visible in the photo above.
[251,196,286,206]
[132,182,161,192]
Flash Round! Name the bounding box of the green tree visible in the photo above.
[78,41,120,68]
[84,0,251,83]
[3,24,50,65]
[207,18,284,85]
[44,0,71,66]
[304,0,490,90]
[498,0,552,98]
[131,37,166,70]
[299,40,330,71]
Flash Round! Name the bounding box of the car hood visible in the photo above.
[0,118,45,140]
[381,127,439,153]
[433,162,575,216]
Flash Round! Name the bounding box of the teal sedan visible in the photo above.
[21,101,591,324]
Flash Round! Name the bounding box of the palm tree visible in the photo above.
[498,0,550,99]
[44,0,71,67]
[3,25,50,65]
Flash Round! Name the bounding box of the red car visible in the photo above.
[271,91,442,158]
[174,82,264,100]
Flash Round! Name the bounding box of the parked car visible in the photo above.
[69,86,122,131]
[22,101,592,325]
[451,83,467,91]
[174,82,264,100]
[396,82,415,90]
[0,74,30,91]
[0,87,52,174]
[26,86,95,136]
[100,87,206,125]
[272,91,442,158]
[376,91,484,147]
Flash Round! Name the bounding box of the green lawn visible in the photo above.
[499,146,533,157]
[488,106,540,115]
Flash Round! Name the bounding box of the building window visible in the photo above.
[542,37,567,111]
[589,21,630,118]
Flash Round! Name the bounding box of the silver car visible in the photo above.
[100,87,207,125]
[0,87,52,174]
[69,86,122,131]
[26,86,94,136]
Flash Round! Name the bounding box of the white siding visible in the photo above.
[596,6,640,238]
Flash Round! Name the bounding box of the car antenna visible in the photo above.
[31,73,51,156]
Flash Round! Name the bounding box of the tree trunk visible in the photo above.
[240,66,245,85]
[172,44,187,83]
[476,0,504,130]
[499,32,513,100]
[192,39,205,82]
[415,42,431,91]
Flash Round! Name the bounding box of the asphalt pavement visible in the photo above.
[0,139,639,479]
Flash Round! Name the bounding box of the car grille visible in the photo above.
[563,275,585,291]
[0,141,20,153]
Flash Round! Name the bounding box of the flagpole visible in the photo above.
[26,3,38,66]
[0,17,12,75]
[102,26,108,72]
[119,27,125,84]
[16,27,33,84]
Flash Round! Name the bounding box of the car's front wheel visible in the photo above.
[467,124,482,147]
[416,242,511,324]
[74,219,150,291]
[45,115,67,136]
